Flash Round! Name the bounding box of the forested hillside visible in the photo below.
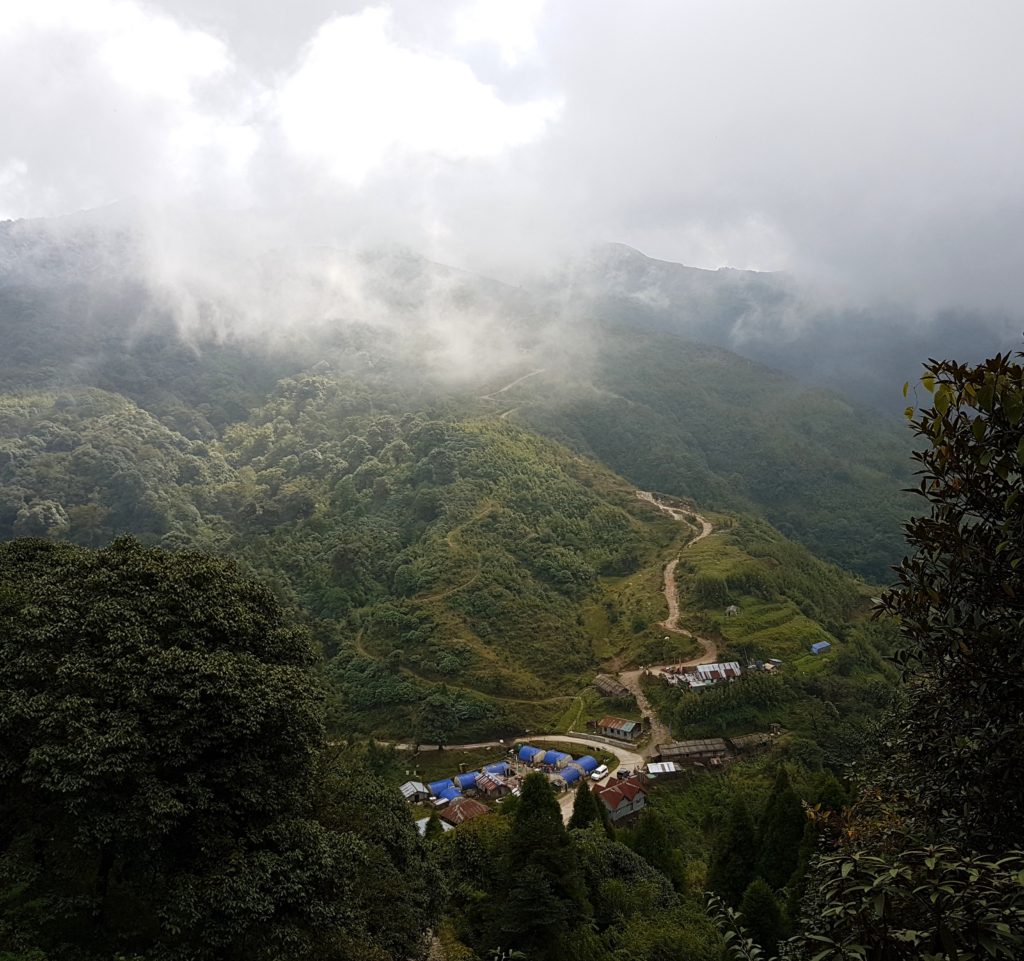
[0,224,911,738]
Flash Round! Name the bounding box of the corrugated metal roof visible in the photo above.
[646,762,681,775]
[657,738,729,759]
[399,781,428,798]
[440,797,490,826]
[598,716,640,731]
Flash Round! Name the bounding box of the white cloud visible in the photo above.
[452,0,547,66]
[275,6,560,185]
[0,0,258,216]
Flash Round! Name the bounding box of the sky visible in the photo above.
[2,0,1023,314]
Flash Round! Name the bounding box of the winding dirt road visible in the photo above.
[619,492,721,753]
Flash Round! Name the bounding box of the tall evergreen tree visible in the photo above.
[707,795,757,906]
[567,781,601,832]
[424,811,445,841]
[756,767,807,890]
[740,877,785,957]
[495,773,591,960]
[630,809,684,889]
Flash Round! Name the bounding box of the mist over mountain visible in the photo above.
[5,5,1024,960]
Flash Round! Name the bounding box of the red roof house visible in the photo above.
[592,775,648,822]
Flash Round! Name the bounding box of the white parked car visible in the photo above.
[590,764,609,781]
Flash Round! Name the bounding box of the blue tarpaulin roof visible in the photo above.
[438,786,462,801]
[518,745,543,762]
[428,779,454,795]
[543,750,570,765]
[455,771,479,790]
[484,762,509,775]
[810,641,832,654]
[575,755,599,772]
[561,766,581,784]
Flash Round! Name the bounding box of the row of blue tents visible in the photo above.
[427,761,510,800]
[517,745,600,786]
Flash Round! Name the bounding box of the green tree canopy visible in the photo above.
[567,780,602,832]
[707,795,757,907]
[495,773,591,959]
[756,767,806,890]
[883,353,1024,847]
[0,537,438,961]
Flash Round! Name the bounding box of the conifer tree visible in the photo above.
[707,795,756,905]
[756,767,806,890]
[740,877,785,957]
[630,808,684,889]
[495,773,591,959]
[567,781,600,831]
[424,811,445,840]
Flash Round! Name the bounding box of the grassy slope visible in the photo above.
[501,328,913,581]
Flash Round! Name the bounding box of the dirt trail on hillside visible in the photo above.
[480,367,546,401]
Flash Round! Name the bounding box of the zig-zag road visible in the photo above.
[620,492,720,753]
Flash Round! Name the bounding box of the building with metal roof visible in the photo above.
[399,781,429,802]
[440,796,490,827]
[593,775,648,822]
[594,673,630,698]
[810,641,832,655]
[597,716,642,741]
[656,738,729,763]
[727,732,773,753]
[645,761,682,777]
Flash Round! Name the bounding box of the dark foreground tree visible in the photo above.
[567,780,602,832]
[494,773,591,959]
[739,878,785,958]
[882,354,1024,847]
[630,808,684,890]
[756,767,806,890]
[0,537,438,961]
[707,796,756,906]
[779,354,1024,961]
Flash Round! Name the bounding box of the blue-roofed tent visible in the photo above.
[455,771,479,790]
[561,766,581,784]
[429,779,455,796]
[484,761,509,775]
[543,750,571,768]
[575,755,599,773]
[810,641,832,655]
[518,745,543,763]
[439,786,462,801]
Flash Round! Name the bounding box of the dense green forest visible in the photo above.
[0,267,905,737]
[4,233,1019,960]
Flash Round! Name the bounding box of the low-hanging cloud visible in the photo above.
[2,0,1023,336]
